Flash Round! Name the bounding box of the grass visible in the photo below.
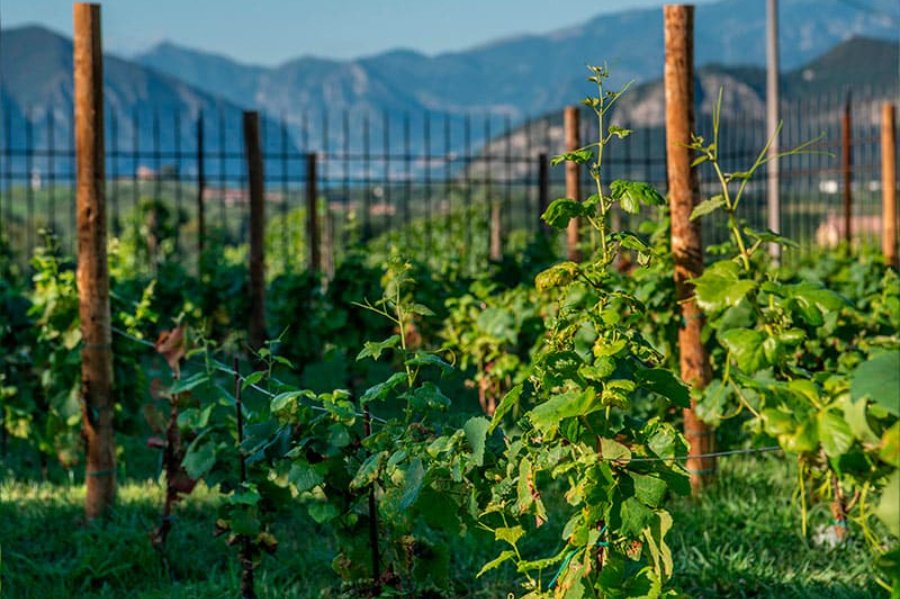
[0,455,886,598]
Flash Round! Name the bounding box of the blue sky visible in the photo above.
[2,0,712,65]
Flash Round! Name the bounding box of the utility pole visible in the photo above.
[766,0,781,261]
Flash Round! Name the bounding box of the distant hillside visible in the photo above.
[470,36,898,180]
[135,0,899,129]
[0,26,296,172]
[0,0,896,162]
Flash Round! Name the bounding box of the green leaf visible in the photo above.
[619,496,654,538]
[288,462,324,493]
[270,390,315,419]
[409,382,451,411]
[516,458,534,513]
[610,180,666,209]
[842,396,879,445]
[228,486,261,506]
[349,451,387,490]
[229,511,260,536]
[782,283,848,327]
[307,501,339,524]
[690,195,726,220]
[880,423,900,467]
[399,458,425,509]
[356,335,401,361]
[464,416,491,466]
[477,550,515,578]
[241,370,265,390]
[551,149,593,166]
[182,441,216,479]
[691,260,756,313]
[719,328,769,373]
[176,404,214,430]
[614,232,649,251]
[631,473,668,508]
[360,372,407,405]
[818,410,854,457]
[489,384,521,433]
[600,437,632,464]
[875,471,900,537]
[852,352,900,416]
[644,511,674,577]
[636,368,690,408]
[405,352,453,372]
[529,388,600,434]
[608,125,632,139]
[542,199,586,228]
[535,262,579,291]
[169,372,209,395]
[495,525,525,546]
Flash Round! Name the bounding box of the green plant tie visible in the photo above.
[549,526,608,589]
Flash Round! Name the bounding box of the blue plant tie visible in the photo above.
[549,526,609,589]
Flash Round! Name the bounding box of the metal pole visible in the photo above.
[766,0,781,260]
[883,102,897,268]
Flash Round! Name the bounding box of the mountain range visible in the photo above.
[134,0,898,124]
[1,0,897,160]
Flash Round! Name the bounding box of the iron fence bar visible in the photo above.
[423,111,432,252]
[363,113,371,241]
[403,112,412,247]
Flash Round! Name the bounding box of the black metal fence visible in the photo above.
[0,90,896,274]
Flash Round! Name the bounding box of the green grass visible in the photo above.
[0,455,885,598]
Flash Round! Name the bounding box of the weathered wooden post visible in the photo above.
[842,93,853,246]
[882,102,897,269]
[323,207,336,280]
[564,106,582,261]
[74,2,116,519]
[306,152,322,272]
[538,152,549,230]
[243,111,266,352]
[664,3,715,495]
[489,201,502,261]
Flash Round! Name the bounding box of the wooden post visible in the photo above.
[882,102,897,269]
[664,4,715,495]
[196,113,206,258]
[489,200,502,261]
[564,106,582,261]
[233,358,257,599]
[323,207,336,280]
[842,94,853,246]
[74,3,116,520]
[306,152,321,272]
[243,111,266,352]
[538,152,550,230]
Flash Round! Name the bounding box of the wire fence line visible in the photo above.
[0,90,897,272]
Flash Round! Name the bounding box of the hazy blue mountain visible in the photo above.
[0,0,896,163]
[134,0,899,125]
[0,26,297,174]
[470,36,898,182]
